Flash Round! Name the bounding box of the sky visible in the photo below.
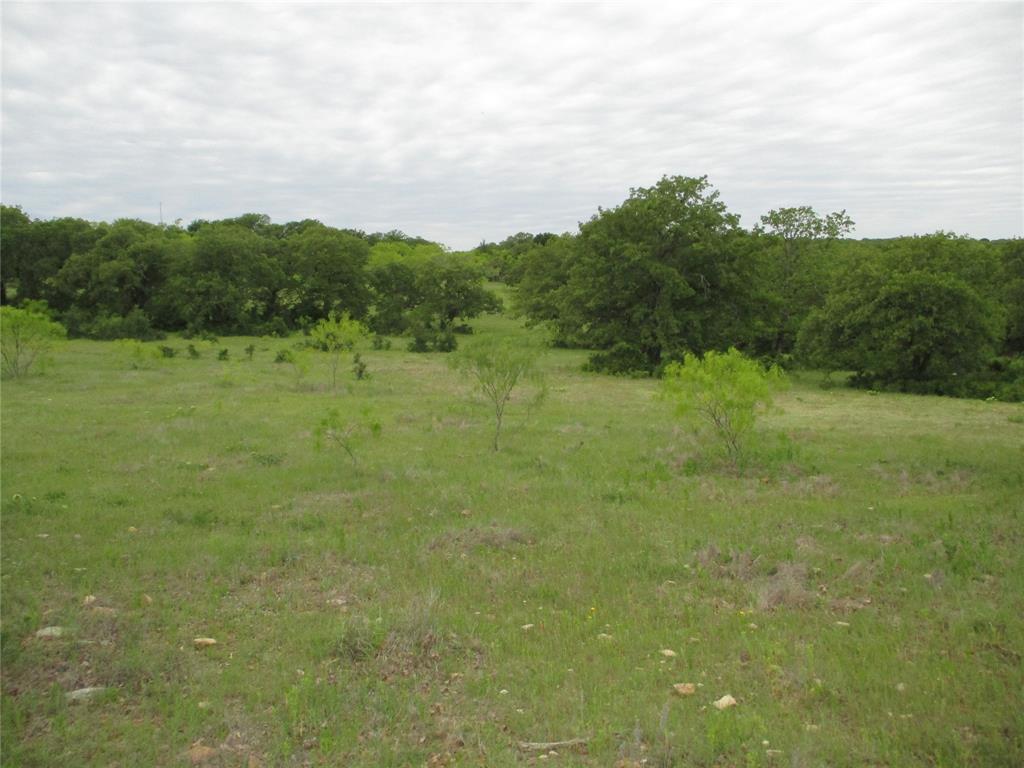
[1,2,1021,249]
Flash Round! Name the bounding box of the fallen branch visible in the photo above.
[516,737,589,752]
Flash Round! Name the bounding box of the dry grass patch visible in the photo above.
[428,525,533,553]
[757,562,817,611]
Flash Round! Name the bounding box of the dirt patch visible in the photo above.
[870,463,974,495]
[428,526,533,552]
[779,474,841,498]
[693,545,763,581]
[757,562,816,611]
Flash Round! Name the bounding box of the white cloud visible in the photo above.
[2,1,1020,246]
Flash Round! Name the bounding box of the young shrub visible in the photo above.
[352,352,369,380]
[314,408,382,464]
[449,338,545,451]
[1,306,66,378]
[187,344,201,359]
[217,348,230,361]
[244,344,256,361]
[662,348,784,467]
[158,345,178,358]
[309,312,368,390]
[274,349,295,364]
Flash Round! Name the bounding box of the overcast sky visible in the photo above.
[2,2,1021,248]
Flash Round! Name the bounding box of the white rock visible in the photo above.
[66,686,107,702]
[35,626,64,639]
[660,649,677,658]
[713,694,737,710]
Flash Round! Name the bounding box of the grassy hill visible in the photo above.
[2,312,1022,766]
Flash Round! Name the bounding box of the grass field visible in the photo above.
[2,313,1023,767]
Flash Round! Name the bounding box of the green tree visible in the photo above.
[279,225,371,324]
[1,305,66,378]
[1001,239,1024,354]
[797,260,1003,393]
[391,254,501,352]
[754,206,855,358]
[662,348,784,466]
[450,338,545,451]
[555,175,760,373]
[160,223,283,334]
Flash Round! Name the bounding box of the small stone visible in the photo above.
[660,649,677,658]
[35,626,64,639]
[499,689,509,695]
[597,633,613,640]
[91,606,117,616]
[66,686,107,702]
[521,624,535,631]
[142,594,153,605]
[805,723,820,732]
[713,694,737,710]
[896,682,907,692]
[835,621,850,627]
[193,637,218,649]
[198,701,211,709]
[82,595,97,606]
[128,526,138,533]
[672,683,696,696]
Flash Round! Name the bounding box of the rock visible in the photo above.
[672,683,696,696]
[660,649,677,658]
[713,694,737,710]
[35,626,64,639]
[66,686,107,702]
[142,594,154,605]
[193,637,218,649]
[82,595,97,606]
[91,606,117,616]
[521,624,535,631]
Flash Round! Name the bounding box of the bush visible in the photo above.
[662,348,784,467]
[309,312,368,390]
[81,308,164,341]
[798,266,1003,396]
[1,306,66,378]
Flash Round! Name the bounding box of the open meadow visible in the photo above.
[2,314,1023,767]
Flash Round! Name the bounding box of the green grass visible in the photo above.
[3,315,1023,767]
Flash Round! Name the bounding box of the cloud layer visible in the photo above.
[2,2,1021,247]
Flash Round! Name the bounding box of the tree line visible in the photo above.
[0,208,498,352]
[2,174,1022,399]
[471,176,1022,399]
